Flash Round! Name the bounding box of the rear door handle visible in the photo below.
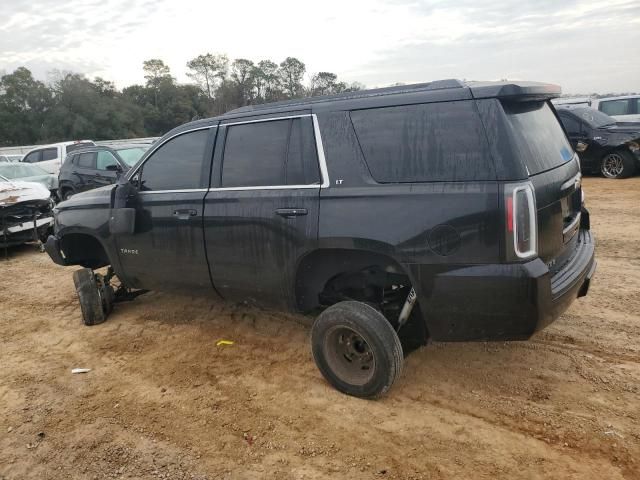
[173,209,197,220]
[275,208,308,218]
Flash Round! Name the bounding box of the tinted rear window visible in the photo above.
[502,101,573,176]
[350,101,495,182]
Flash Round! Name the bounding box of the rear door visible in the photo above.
[38,147,61,174]
[74,151,98,192]
[114,126,216,293]
[203,113,322,309]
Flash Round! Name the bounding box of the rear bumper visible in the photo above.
[412,229,596,341]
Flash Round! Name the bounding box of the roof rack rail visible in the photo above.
[226,79,465,115]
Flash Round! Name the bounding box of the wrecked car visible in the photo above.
[44,80,596,398]
[556,106,640,178]
[0,162,59,201]
[0,177,54,249]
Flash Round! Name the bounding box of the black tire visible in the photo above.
[72,268,106,326]
[311,301,403,399]
[600,150,637,179]
[62,188,74,201]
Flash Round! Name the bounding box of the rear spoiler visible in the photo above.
[468,81,561,101]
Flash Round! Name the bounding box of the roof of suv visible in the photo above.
[174,79,560,135]
[227,79,560,115]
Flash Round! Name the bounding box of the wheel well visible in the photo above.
[59,233,110,269]
[295,248,429,347]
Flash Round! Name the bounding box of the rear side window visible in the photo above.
[140,129,209,191]
[222,117,319,187]
[41,148,57,161]
[350,101,495,183]
[502,101,573,175]
[77,152,96,168]
[599,99,629,116]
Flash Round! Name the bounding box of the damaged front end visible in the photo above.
[0,180,54,249]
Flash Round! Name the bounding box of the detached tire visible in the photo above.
[311,301,403,399]
[72,268,106,326]
[600,150,637,179]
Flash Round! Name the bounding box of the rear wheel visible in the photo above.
[311,301,403,398]
[601,150,636,179]
[72,268,107,326]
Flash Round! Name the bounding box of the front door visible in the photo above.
[94,150,120,188]
[114,126,217,293]
[203,114,323,310]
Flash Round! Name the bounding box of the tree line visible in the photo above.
[0,55,364,147]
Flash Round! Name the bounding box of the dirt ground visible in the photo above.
[1,177,639,480]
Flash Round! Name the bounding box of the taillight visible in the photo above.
[505,182,537,260]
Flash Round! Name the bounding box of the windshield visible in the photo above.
[116,147,148,167]
[0,163,48,179]
[502,101,574,176]
[569,108,616,128]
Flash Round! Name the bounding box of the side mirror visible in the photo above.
[105,164,122,172]
[575,141,588,153]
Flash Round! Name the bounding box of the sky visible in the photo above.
[0,0,639,94]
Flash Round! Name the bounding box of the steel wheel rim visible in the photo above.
[602,153,624,178]
[323,326,376,386]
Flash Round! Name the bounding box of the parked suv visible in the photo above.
[22,141,96,175]
[58,144,149,200]
[45,80,596,398]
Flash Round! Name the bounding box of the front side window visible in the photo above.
[96,151,119,170]
[558,113,581,134]
[221,117,319,187]
[41,148,58,161]
[139,129,210,191]
[599,99,629,116]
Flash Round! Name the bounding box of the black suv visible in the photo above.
[58,144,149,200]
[45,80,596,398]
[556,106,640,179]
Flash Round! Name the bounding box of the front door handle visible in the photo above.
[275,208,308,218]
[173,209,197,220]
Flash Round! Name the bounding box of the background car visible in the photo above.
[58,144,149,200]
[556,106,640,178]
[0,162,59,200]
[0,154,24,163]
[0,176,54,248]
[591,95,640,122]
[21,140,95,175]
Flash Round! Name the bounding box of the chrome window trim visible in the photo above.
[218,113,330,190]
[126,125,215,182]
[126,113,330,192]
[138,188,209,195]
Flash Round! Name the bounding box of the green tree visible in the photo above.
[279,57,305,98]
[231,58,255,105]
[186,53,228,101]
[0,67,51,145]
[143,59,172,107]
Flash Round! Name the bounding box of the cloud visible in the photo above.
[0,0,638,93]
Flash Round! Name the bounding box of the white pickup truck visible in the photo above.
[21,141,95,174]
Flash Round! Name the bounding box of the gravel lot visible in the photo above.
[1,177,639,479]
